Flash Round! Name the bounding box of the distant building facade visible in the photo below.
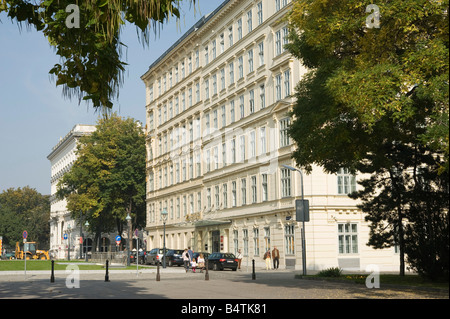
[141,0,400,271]
[47,124,96,259]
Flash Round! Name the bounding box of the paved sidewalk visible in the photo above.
[0,268,447,300]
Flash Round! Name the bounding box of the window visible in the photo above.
[237,18,242,40]
[223,183,228,208]
[206,149,210,172]
[251,175,257,203]
[338,223,358,254]
[260,126,266,154]
[281,167,291,197]
[238,56,244,79]
[275,74,282,101]
[228,26,233,47]
[253,228,260,256]
[215,185,220,208]
[232,181,237,207]
[280,118,291,147]
[188,87,193,107]
[181,61,185,78]
[258,42,264,66]
[247,10,253,33]
[230,100,235,123]
[197,192,202,212]
[276,0,281,11]
[240,135,245,162]
[212,40,216,59]
[222,142,227,167]
[207,188,211,209]
[205,79,209,99]
[229,62,234,85]
[220,33,225,54]
[177,197,180,218]
[221,105,226,127]
[220,68,225,91]
[275,30,282,56]
[337,168,357,194]
[264,227,271,252]
[285,225,295,255]
[262,173,268,201]
[243,229,249,256]
[188,55,192,74]
[231,138,236,163]
[189,194,194,215]
[195,50,199,68]
[248,49,254,73]
[196,82,200,103]
[250,130,256,158]
[183,195,187,216]
[249,89,255,114]
[213,146,218,170]
[284,69,291,97]
[260,84,265,109]
[239,95,245,119]
[212,74,217,96]
[241,178,247,205]
[257,2,263,25]
[283,26,289,50]
[204,46,209,65]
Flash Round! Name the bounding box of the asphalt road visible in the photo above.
[0,267,447,300]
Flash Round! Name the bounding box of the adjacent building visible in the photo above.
[141,0,400,271]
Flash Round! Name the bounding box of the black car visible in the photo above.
[207,252,238,271]
[163,249,184,267]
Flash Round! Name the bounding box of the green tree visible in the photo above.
[286,0,449,277]
[1,0,196,111]
[57,114,146,251]
[0,187,50,248]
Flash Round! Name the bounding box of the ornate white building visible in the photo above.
[141,0,400,271]
[47,124,96,259]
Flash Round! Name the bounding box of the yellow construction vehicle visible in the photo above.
[15,241,50,260]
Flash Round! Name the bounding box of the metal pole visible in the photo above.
[252,259,256,280]
[136,237,139,276]
[205,258,209,281]
[50,260,55,283]
[156,261,160,281]
[299,168,307,276]
[105,259,110,282]
[163,221,166,268]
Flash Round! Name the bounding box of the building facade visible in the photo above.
[141,0,400,271]
[47,124,96,259]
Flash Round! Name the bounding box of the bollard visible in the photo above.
[205,259,209,281]
[252,259,256,280]
[50,260,55,283]
[156,261,160,281]
[105,259,110,282]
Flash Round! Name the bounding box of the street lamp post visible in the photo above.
[161,208,168,268]
[84,220,89,262]
[67,224,71,261]
[282,164,307,276]
[126,213,132,266]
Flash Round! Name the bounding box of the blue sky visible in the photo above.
[0,0,222,195]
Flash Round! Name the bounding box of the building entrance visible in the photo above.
[212,230,220,252]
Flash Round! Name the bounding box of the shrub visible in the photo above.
[317,267,342,277]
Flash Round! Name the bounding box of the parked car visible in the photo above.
[163,249,184,267]
[207,252,238,271]
[145,248,171,265]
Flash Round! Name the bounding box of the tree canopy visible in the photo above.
[1,0,195,111]
[56,114,146,248]
[286,0,449,278]
[0,186,50,248]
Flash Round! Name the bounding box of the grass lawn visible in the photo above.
[0,260,146,271]
[296,273,449,290]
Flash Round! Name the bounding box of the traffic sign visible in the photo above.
[115,235,121,245]
[64,233,68,240]
[22,230,28,239]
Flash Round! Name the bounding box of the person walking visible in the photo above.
[272,246,280,270]
[263,249,272,270]
[182,248,190,272]
[236,249,243,270]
